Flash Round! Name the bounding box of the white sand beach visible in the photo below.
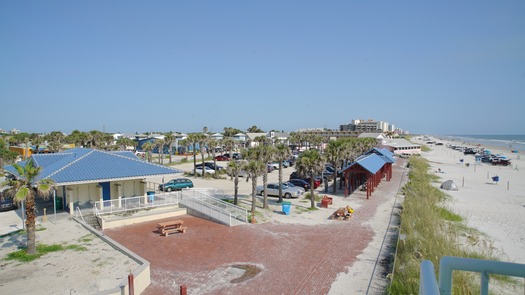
[414,136,525,264]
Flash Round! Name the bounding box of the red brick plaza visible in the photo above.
[105,161,406,295]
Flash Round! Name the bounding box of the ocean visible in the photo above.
[441,135,525,152]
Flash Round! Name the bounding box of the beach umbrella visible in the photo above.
[440,180,458,191]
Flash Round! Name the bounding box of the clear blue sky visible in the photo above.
[1,1,524,135]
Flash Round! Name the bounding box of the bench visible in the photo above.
[157,220,186,237]
[321,195,333,208]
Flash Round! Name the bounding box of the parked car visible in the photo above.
[268,162,280,170]
[463,148,477,155]
[0,197,18,212]
[289,172,321,188]
[215,155,230,161]
[223,153,241,160]
[287,179,311,190]
[196,162,224,170]
[284,182,306,194]
[195,166,216,175]
[491,157,511,166]
[158,178,194,191]
[256,183,304,199]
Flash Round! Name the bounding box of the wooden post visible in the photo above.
[128,271,134,295]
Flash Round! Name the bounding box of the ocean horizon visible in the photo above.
[439,134,525,152]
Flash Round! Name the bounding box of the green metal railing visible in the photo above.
[419,256,525,295]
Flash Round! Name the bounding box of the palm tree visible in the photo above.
[66,130,89,148]
[197,133,208,177]
[295,149,324,209]
[0,138,18,166]
[208,138,219,174]
[274,143,291,203]
[186,133,201,175]
[29,133,43,154]
[87,130,104,148]
[325,139,345,193]
[45,131,65,153]
[154,139,165,164]
[244,159,266,217]
[164,132,176,164]
[227,160,244,205]
[1,160,55,254]
[141,141,155,162]
[179,138,190,161]
[246,145,274,209]
[116,137,136,151]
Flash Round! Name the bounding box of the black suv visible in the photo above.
[0,197,18,212]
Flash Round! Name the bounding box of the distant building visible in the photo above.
[340,119,389,133]
[381,138,421,155]
[296,130,360,140]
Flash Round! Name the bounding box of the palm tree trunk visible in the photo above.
[309,174,316,209]
[251,175,257,214]
[192,143,197,175]
[262,171,269,209]
[25,197,37,254]
[234,175,239,205]
[200,147,205,178]
[278,164,283,203]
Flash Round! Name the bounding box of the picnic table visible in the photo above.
[331,206,353,220]
[157,220,187,236]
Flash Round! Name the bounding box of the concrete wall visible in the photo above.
[98,207,186,230]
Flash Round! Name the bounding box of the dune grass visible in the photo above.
[389,155,495,294]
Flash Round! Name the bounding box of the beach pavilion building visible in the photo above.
[3,148,183,214]
[342,148,395,199]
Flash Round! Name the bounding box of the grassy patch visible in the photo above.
[390,156,496,294]
[438,207,463,222]
[78,234,95,243]
[303,193,322,202]
[6,243,88,262]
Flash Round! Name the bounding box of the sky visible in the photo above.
[1,1,524,135]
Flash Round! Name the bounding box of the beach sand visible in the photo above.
[414,136,525,264]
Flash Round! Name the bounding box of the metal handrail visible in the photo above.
[419,256,525,295]
[75,207,85,223]
[183,189,247,222]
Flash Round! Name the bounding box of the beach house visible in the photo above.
[3,148,183,214]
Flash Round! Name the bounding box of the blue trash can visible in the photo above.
[147,191,155,202]
[492,176,499,182]
[282,201,291,215]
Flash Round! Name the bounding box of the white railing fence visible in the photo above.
[91,188,248,226]
[181,189,248,223]
[94,191,181,216]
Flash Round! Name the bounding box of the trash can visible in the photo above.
[55,197,63,210]
[492,176,499,182]
[147,191,155,202]
[282,201,291,215]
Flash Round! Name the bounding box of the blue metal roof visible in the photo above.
[365,148,396,163]
[3,148,182,185]
[345,153,386,174]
